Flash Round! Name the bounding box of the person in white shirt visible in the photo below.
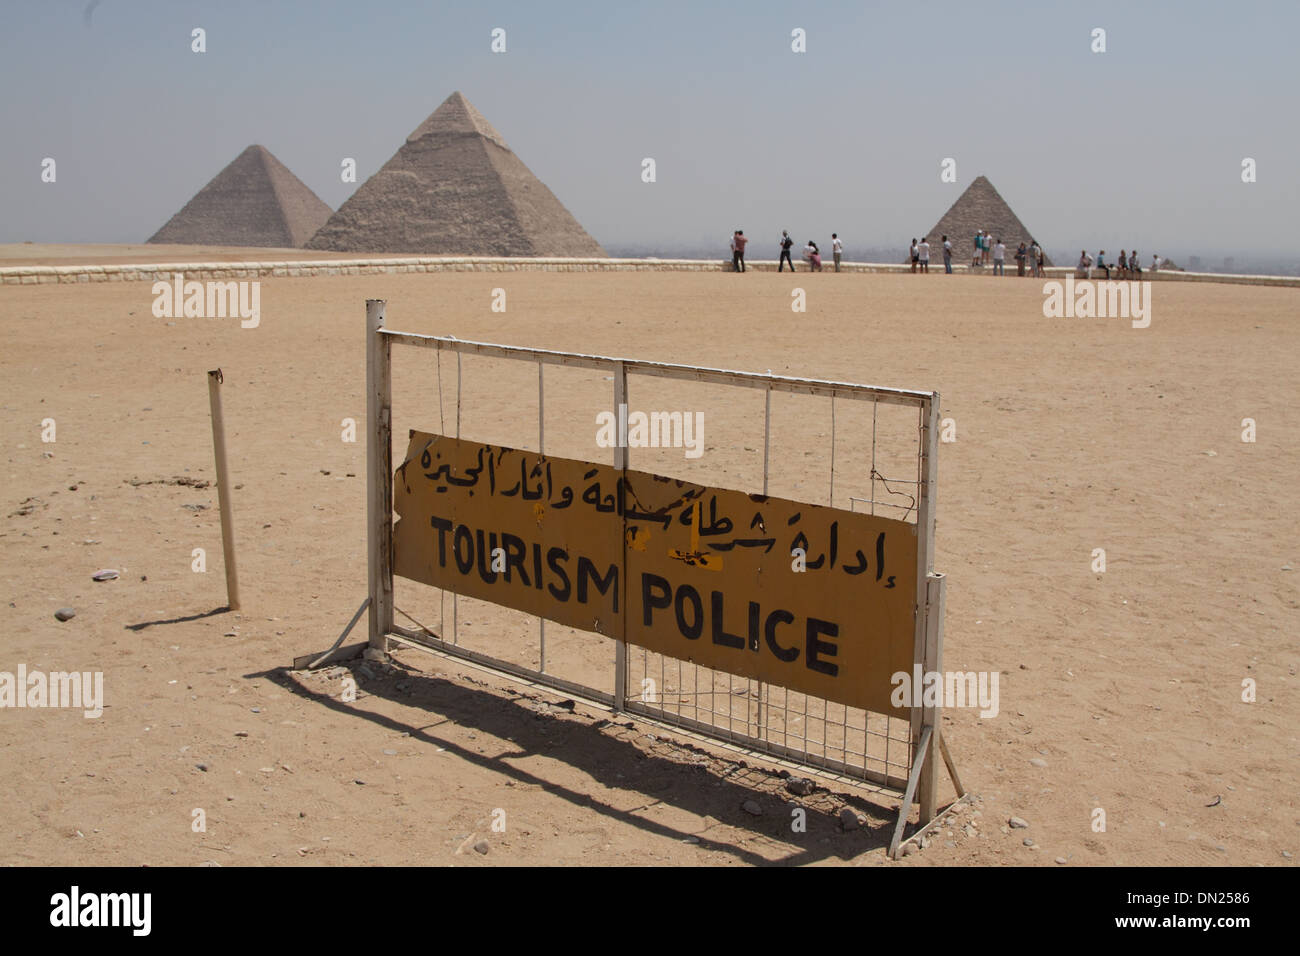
[831,233,843,272]
[910,239,919,273]
[918,238,930,273]
[942,235,953,274]
[993,238,1006,276]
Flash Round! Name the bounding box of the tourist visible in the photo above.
[832,233,843,272]
[918,237,930,273]
[734,230,749,272]
[779,230,796,272]
[942,235,953,274]
[1096,249,1110,279]
[982,230,992,266]
[993,238,1006,275]
[804,240,822,271]
[1117,249,1128,278]
[910,238,919,273]
[972,231,982,268]
[1130,249,1142,276]
[730,231,739,271]
[1015,241,1027,276]
[1152,254,1161,273]
[1030,240,1042,278]
[1078,249,1093,278]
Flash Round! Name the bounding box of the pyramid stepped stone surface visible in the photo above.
[148,145,332,247]
[912,176,1051,266]
[305,91,605,257]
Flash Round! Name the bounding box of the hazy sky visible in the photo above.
[2,0,1296,260]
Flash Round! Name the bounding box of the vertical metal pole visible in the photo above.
[828,393,836,506]
[538,362,546,673]
[206,369,240,610]
[913,394,941,823]
[365,300,393,653]
[452,352,462,644]
[612,361,628,712]
[756,375,773,738]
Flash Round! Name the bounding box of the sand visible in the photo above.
[1,262,1296,866]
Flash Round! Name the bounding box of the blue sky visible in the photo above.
[1,0,1295,260]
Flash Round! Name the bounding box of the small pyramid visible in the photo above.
[148,145,332,247]
[911,176,1051,266]
[304,91,605,256]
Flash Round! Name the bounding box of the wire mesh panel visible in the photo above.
[376,324,936,793]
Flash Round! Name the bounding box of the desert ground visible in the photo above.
[1,257,1296,866]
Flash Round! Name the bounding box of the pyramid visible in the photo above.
[910,176,1051,266]
[304,92,605,257]
[148,145,332,247]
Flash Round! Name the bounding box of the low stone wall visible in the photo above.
[2,256,1296,288]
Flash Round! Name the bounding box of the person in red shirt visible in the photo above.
[733,230,749,272]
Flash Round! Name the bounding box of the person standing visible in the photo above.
[918,237,930,273]
[942,235,953,274]
[910,238,919,273]
[730,231,739,271]
[779,231,796,272]
[1015,241,1027,276]
[832,233,843,272]
[993,237,1005,275]
[982,230,991,266]
[972,231,982,268]
[734,230,749,272]
[1029,240,1042,278]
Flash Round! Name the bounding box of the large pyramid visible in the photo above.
[911,176,1051,266]
[304,91,605,256]
[148,145,332,247]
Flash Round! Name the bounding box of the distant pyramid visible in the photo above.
[148,145,332,247]
[305,91,605,256]
[911,176,1051,266]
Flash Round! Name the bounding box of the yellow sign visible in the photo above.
[392,433,917,714]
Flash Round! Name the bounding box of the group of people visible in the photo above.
[730,230,844,272]
[1075,249,1162,279]
[909,233,1044,276]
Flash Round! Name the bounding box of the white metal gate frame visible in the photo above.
[356,299,965,857]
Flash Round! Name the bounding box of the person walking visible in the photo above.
[832,233,843,272]
[734,230,749,272]
[993,237,1005,275]
[942,235,953,274]
[779,230,796,272]
[910,238,919,273]
[918,237,930,273]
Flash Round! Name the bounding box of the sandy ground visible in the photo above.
[1,259,1296,867]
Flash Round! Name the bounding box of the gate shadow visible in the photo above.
[247,656,905,866]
